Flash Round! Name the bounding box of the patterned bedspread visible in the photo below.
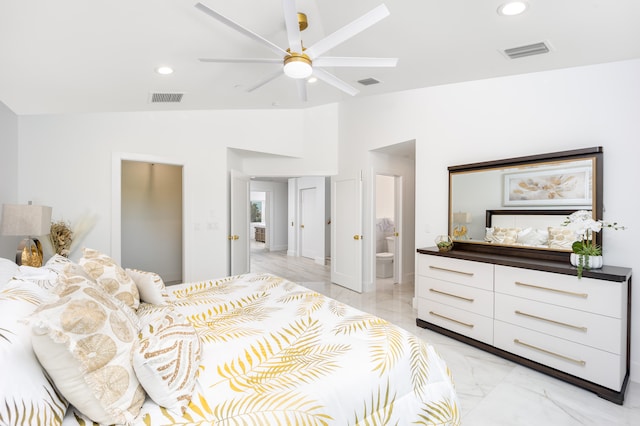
[63,273,460,425]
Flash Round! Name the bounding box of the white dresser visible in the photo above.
[416,248,632,404]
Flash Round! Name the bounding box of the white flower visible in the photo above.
[562,210,625,241]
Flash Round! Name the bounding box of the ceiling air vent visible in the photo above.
[503,42,550,59]
[357,77,380,86]
[150,92,184,103]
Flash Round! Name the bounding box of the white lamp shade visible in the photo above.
[1,204,52,236]
[453,212,472,224]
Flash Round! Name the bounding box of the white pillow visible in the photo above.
[0,279,67,425]
[126,268,170,305]
[79,248,140,310]
[29,272,145,425]
[0,257,19,289]
[133,304,201,414]
[516,228,549,246]
[17,265,60,290]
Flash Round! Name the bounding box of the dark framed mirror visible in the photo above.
[448,147,603,261]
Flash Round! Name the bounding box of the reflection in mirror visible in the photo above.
[448,148,602,256]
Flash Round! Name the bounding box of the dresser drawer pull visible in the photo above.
[429,311,474,328]
[429,265,474,277]
[514,339,586,366]
[515,281,588,298]
[429,288,475,302]
[515,310,588,332]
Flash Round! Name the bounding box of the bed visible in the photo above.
[483,209,578,248]
[0,250,460,426]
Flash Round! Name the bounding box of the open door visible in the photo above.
[229,169,250,275]
[331,172,363,292]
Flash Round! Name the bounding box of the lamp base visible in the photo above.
[16,237,44,267]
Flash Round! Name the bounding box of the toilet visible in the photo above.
[376,236,395,278]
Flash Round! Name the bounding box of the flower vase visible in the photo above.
[570,253,603,274]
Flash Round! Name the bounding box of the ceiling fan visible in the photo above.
[195,1,398,101]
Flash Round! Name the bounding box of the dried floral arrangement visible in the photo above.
[50,221,73,257]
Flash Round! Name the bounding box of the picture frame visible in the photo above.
[503,166,592,207]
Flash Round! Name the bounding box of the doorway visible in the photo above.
[121,160,183,284]
[374,174,401,284]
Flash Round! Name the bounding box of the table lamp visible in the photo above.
[452,212,472,240]
[1,203,52,267]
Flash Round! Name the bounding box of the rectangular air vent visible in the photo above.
[150,92,184,103]
[357,77,380,86]
[503,42,550,59]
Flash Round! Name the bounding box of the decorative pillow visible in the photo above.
[516,228,549,246]
[486,227,520,245]
[29,273,145,425]
[44,254,93,281]
[79,248,140,310]
[548,227,577,249]
[133,304,201,414]
[0,279,67,425]
[17,265,60,291]
[126,268,170,305]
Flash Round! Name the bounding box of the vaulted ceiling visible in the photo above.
[2,0,639,115]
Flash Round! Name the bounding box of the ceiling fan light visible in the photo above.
[497,1,528,16]
[283,55,313,79]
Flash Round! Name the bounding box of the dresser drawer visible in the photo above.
[494,293,623,354]
[494,321,625,391]
[495,265,625,318]
[417,255,493,291]
[418,299,493,345]
[417,275,494,318]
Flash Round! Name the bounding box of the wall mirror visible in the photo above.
[448,147,603,260]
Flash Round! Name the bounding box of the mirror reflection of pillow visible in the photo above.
[517,228,549,246]
[548,227,576,249]
[488,227,520,244]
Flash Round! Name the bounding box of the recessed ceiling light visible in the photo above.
[307,76,318,84]
[497,1,528,16]
[155,66,174,75]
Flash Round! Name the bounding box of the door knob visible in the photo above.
[353,235,361,240]
[300,224,305,229]
[233,235,239,240]
[228,235,233,240]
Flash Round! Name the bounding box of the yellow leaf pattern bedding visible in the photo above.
[63,273,460,425]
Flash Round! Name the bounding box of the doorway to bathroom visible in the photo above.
[375,174,401,284]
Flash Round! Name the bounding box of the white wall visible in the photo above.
[376,174,395,220]
[17,107,338,282]
[0,101,20,257]
[338,59,640,382]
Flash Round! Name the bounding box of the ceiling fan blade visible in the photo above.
[312,68,359,96]
[296,79,308,102]
[282,0,303,53]
[305,4,390,60]
[246,69,284,92]
[199,58,282,64]
[314,57,398,67]
[195,2,289,58]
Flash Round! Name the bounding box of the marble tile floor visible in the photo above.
[250,246,640,425]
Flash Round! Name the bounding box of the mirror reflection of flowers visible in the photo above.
[562,210,625,277]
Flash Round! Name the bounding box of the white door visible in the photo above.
[393,176,403,283]
[229,169,250,275]
[300,187,316,259]
[331,173,363,292]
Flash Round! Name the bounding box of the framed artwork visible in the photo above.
[250,201,263,223]
[503,166,592,207]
